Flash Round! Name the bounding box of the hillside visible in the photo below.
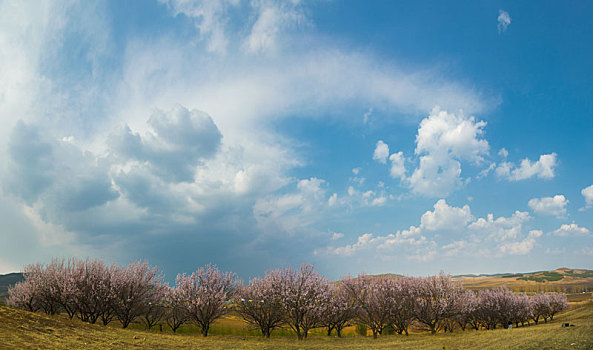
[453,268,593,293]
[1,302,592,349]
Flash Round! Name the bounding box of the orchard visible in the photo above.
[7,258,568,339]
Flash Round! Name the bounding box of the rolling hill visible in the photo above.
[453,268,593,293]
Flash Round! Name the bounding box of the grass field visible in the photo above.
[1,300,592,349]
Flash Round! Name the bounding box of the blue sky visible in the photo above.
[0,0,592,281]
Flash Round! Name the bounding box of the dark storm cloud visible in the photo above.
[7,121,54,204]
[7,120,119,215]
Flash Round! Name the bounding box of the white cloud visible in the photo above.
[551,223,590,237]
[328,193,338,207]
[499,230,541,255]
[545,247,566,255]
[414,108,489,163]
[497,10,511,33]
[318,197,544,264]
[331,232,343,240]
[321,199,472,260]
[407,108,489,196]
[498,148,508,158]
[496,153,557,181]
[324,231,436,262]
[442,240,467,256]
[419,199,473,231]
[242,1,306,54]
[528,194,568,217]
[161,0,307,55]
[373,140,390,164]
[363,107,373,124]
[159,0,240,54]
[321,199,470,260]
[389,152,406,179]
[347,187,388,207]
[408,155,462,197]
[370,196,387,207]
[469,211,531,241]
[110,106,222,183]
[582,184,593,208]
[253,177,333,235]
[477,162,496,179]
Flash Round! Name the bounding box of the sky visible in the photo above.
[0,0,592,281]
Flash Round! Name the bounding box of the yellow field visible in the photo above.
[454,268,593,293]
[1,300,592,349]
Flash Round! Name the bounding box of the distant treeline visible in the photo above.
[7,258,569,339]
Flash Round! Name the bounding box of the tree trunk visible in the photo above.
[201,323,210,337]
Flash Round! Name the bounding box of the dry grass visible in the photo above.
[454,268,593,293]
[1,301,593,350]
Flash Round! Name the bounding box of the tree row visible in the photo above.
[7,258,568,339]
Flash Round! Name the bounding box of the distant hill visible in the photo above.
[0,273,24,304]
[453,268,593,293]
[357,268,593,293]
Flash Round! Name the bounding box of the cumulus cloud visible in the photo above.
[110,106,222,183]
[319,198,540,264]
[373,140,390,164]
[496,153,557,181]
[414,108,489,163]
[321,199,470,259]
[6,121,119,213]
[320,199,473,260]
[407,108,489,196]
[468,211,531,242]
[497,10,511,33]
[528,195,568,217]
[389,152,406,179]
[419,199,473,231]
[499,230,541,255]
[345,185,389,208]
[551,223,590,237]
[582,184,593,208]
[323,232,436,262]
